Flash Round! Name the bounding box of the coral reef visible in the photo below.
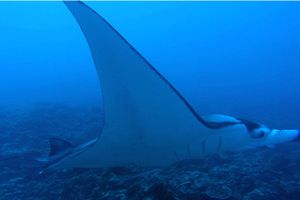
[0,104,299,200]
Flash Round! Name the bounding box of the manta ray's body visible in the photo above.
[43,1,299,170]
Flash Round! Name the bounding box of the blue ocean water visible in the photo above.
[0,2,300,200]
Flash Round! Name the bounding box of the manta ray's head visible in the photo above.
[239,118,299,149]
[263,128,300,145]
[249,124,299,148]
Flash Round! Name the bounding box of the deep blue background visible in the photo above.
[0,2,299,129]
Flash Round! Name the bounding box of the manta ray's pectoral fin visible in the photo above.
[59,1,216,168]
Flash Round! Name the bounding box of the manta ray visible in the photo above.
[41,1,299,171]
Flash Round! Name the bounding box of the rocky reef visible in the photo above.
[0,104,300,200]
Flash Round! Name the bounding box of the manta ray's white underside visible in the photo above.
[59,1,258,168]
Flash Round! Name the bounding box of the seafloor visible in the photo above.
[0,104,300,200]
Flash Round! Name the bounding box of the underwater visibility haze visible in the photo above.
[1,1,300,200]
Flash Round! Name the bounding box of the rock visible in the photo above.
[205,185,233,200]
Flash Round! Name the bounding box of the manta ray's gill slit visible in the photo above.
[217,136,223,153]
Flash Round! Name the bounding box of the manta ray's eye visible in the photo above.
[259,131,265,137]
[256,131,265,138]
[250,129,267,139]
